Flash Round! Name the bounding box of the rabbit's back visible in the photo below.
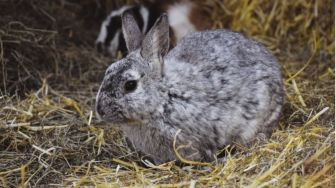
[163,29,283,152]
[166,29,279,68]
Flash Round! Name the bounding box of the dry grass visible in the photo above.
[0,0,334,187]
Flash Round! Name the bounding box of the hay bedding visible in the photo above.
[0,0,334,187]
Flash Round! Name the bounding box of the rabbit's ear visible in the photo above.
[121,11,143,52]
[140,14,169,62]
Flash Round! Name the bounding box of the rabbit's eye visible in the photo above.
[124,80,137,92]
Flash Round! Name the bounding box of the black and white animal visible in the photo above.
[95,0,210,57]
[96,13,284,164]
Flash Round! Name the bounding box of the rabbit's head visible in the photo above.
[96,12,170,124]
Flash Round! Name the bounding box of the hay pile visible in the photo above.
[0,0,334,187]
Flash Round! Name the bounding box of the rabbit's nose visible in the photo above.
[96,100,105,118]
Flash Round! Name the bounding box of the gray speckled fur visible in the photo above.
[96,13,284,164]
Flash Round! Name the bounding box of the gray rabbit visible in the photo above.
[96,13,284,164]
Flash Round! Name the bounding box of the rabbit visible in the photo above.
[95,12,284,164]
[95,0,210,57]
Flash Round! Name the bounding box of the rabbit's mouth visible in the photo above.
[106,119,142,127]
[98,113,141,126]
[111,119,142,126]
